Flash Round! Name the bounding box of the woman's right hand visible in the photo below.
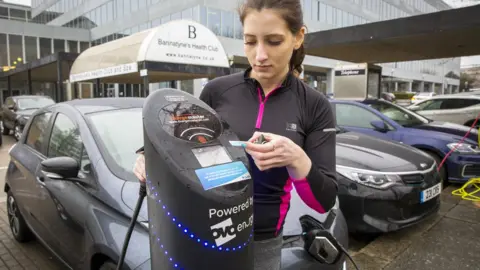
[133,154,146,183]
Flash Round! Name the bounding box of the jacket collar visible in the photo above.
[243,66,295,90]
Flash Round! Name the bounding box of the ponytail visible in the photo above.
[290,43,305,77]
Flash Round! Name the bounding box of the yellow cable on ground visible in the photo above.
[451,178,480,202]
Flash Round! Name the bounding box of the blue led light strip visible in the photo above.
[152,230,185,269]
[147,180,254,252]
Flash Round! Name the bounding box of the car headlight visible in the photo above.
[336,166,401,189]
[446,143,480,154]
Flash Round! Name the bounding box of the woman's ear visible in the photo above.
[294,26,306,50]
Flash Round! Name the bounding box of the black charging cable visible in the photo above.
[116,181,147,270]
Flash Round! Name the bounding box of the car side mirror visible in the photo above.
[40,157,81,181]
[370,120,389,132]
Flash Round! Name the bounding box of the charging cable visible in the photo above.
[116,182,147,270]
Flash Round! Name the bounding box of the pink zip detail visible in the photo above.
[254,86,281,130]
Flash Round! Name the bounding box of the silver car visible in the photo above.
[407,94,480,127]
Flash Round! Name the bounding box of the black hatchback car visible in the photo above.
[1,95,55,141]
[4,98,349,270]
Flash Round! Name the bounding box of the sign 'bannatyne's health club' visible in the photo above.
[140,19,230,68]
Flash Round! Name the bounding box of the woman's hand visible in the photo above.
[245,132,312,179]
[133,153,146,183]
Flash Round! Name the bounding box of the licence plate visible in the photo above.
[420,182,442,203]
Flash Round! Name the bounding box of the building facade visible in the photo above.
[3,0,462,100]
[0,0,90,101]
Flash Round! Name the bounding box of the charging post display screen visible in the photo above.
[159,102,222,144]
[192,145,232,168]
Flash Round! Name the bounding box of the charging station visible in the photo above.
[143,88,254,270]
[333,63,382,100]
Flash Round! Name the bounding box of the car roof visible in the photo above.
[11,95,53,99]
[428,94,480,100]
[62,98,145,115]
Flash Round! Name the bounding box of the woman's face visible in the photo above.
[243,8,304,81]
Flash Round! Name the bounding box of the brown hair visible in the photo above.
[238,0,306,76]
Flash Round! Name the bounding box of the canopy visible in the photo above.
[304,4,480,63]
[69,20,231,84]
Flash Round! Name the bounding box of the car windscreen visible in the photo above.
[368,101,430,127]
[17,97,55,110]
[86,108,144,181]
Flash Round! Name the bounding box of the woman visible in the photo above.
[134,0,338,269]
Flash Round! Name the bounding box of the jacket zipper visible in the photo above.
[254,85,282,131]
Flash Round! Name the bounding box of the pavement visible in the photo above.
[347,185,480,270]
[0,135,478,269]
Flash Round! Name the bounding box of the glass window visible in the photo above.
[233,13,242,39]
[415,99,443,111]
[221,10,233,38]
[200,6,207,25]
[117,0,124,18]
[192,5,199,22]
[131,0,138,12]
[47,113,82,162]
[0,7,8,19]
[87,108,144,180]
[39,37,51,57]
[367,101,429,127]
[24,36,37,63]
[9,8,26,21]
[8,34,23,66]
[335,104,383,128]
[26,112,53,153]
[53,39,64,53]
[0,34,8,68]
[67,40,78,53]
[17,96,55,110]
[171,11,181,20]
[182,8,192,20]
[80,42,90,52]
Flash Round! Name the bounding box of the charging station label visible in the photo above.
[195,161,251,190]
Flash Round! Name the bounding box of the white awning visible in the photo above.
[69,20,231,84]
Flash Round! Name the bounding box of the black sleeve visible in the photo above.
[199,81,216,109]
[293,94,338,214]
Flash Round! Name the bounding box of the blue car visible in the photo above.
[329,98,480,184]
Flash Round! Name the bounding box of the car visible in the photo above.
[330,98,480,184]
[1,95,56,141]
[407,94,480,128]
[332,127,441,233]
[411,92,436,104]
[4,98,348,270]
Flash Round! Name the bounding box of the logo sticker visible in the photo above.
[211,218,236,246]
[286,122,297,132]
[195,161,251,190]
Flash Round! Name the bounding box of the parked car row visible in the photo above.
[1,95,56,142]
[407,94,480,128]
[3,94,478,269]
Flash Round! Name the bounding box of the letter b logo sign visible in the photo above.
[188,25,197,39]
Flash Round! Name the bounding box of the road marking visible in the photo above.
[0,167,7,170]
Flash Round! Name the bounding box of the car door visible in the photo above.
[34,112,95,268]
[334,103,397,141]
[413,99,445,120]
[2,97,16,131]
[14,111,56,245]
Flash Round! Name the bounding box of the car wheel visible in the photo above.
[99,261,117,270]
[2,121,9,135]
[424,151,447,186]
[13,123,21,141]
[6,191,33,242]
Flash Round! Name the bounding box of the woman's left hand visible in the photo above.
[245,132,308,172]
